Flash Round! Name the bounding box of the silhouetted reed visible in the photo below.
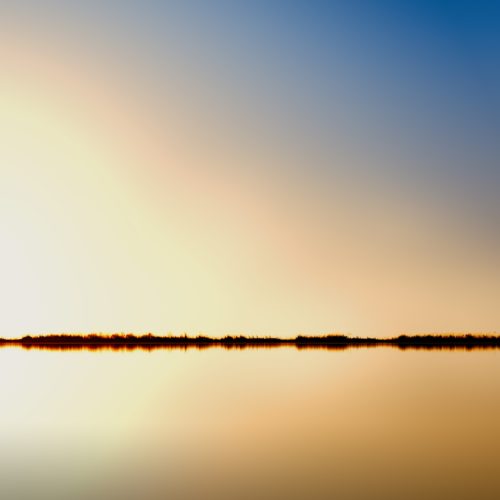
[0,333,499,351]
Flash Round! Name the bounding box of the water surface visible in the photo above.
[1,346,499,499]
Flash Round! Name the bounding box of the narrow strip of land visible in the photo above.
[0,334,499,350]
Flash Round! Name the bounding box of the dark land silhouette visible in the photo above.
[0,334,499,351]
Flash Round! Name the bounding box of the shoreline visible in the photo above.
[1,334,499,350]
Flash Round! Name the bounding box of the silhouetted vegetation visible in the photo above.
[0,333,499,351]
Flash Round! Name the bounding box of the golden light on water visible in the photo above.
[1,345,500,499]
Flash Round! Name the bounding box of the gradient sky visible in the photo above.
[1,1,499,337]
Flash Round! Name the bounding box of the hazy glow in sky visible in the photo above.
[1,1,499,337]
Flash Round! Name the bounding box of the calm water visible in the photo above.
[1,346,499,499]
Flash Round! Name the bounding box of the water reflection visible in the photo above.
[0,344,499,499]
[1,343,498,352]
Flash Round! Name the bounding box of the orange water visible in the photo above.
[1,346,499,499]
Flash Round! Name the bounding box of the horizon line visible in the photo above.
[1,333,500,351]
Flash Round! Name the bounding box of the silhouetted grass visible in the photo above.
[0,333,499,351]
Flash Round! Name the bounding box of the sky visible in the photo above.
[0,1,498,337]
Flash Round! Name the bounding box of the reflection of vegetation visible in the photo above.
[0,334,499,351]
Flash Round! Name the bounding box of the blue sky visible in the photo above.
[1,1,498,335]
